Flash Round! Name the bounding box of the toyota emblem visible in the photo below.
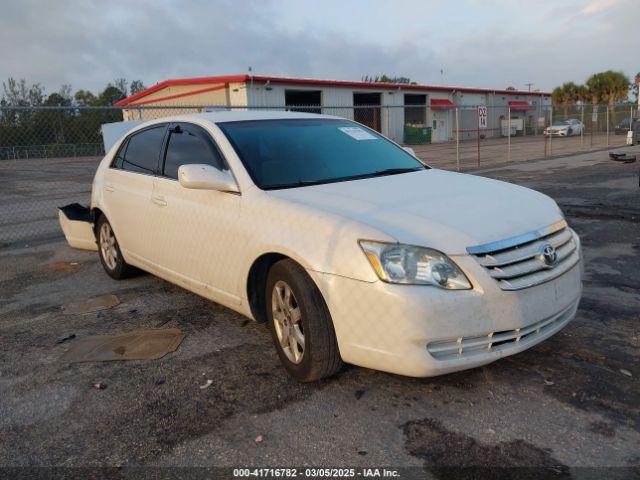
[538,244,559,267]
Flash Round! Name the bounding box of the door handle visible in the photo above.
[104,184,115,192]
[152,195,167,207]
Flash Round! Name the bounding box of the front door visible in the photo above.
[432,110,451,142]
[146,122,242,304]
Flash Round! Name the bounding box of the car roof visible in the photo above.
[139,110,343,128]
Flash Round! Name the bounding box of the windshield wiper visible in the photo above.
[263,167,424,190]
[359,167,424,179]
[263,179,329,190]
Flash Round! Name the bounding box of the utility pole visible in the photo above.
[525,83,534,92]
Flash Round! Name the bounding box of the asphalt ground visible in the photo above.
[0,146,639,478]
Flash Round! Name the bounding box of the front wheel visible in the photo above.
[266,259,343,382]
[97,216,138,280]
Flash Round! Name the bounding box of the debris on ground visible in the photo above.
[609,152,637,163]
[91,383,107,390]
[56,333,76,344]
[199,379,213,389]
[620,369,632,377]
[255,435,263,443]
[544,379,555,386]
[46,262,80,271]
[155,317,173,328]
[62,294,120,315]
[62,328,185,363]
[354,389,366,400]
[155,379,166,386]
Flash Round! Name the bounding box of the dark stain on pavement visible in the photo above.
[403,417,571,479]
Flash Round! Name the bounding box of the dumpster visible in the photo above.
[404,125,431,144]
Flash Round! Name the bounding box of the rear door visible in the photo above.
[147,122,242,304]
[102,124,168,262]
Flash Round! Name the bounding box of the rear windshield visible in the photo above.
[218,118,426,189]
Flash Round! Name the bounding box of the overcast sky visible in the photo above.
[1,0,637,95]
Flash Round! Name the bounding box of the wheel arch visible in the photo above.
[91,207,105,237]
[246,252,320,324]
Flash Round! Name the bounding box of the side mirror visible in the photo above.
[403,146,416,157]
[178,164,239,193]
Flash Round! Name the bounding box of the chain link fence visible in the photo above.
[0,103,636,246]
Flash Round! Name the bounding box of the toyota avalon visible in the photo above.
[74,111,582,382]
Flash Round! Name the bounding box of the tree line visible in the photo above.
[1,78,145,107]
[0,78,146,151]
[551,70,637,108]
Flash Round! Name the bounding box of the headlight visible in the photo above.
[359,241,472,290]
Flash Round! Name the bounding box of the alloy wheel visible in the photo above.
[272,280,305,364]
[99,222,118,271]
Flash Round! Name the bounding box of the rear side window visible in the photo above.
[162,124,226,180]
[111,139,128,169]
[121,126,166,174]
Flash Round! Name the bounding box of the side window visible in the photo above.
[111,139,128,169]
[121,126,166,175]
[162,124,226,180]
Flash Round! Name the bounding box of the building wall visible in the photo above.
[122,83,229,120]
[121,78,551,143]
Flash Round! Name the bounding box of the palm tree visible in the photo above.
[632,72,640,102]
[552,82,580,118]
[586,71,630,127]
[586,70,629,106]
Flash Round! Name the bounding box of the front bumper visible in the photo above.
[308,254,582,377]
[544,130,569,137]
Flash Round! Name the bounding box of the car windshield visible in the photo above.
[218,118,427,189]
[552,120,570,126]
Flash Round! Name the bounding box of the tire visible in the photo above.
[96,215,138,280]
[567,128,573,136]
[266,259,343,382]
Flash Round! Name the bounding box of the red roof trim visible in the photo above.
[114,75,246,106]
[430,99,455,110]
[508,100,534,111]
[116,74,550,106]
[127,84,226,106]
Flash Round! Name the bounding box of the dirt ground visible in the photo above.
[0,146,639,478]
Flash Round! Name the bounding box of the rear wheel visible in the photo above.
[266,259,342,382]
[97,216,138,280]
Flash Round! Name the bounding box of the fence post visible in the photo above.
[477,109,480,167]
[549,106,553,157]
[455,108,460,172]
[507,106,511,163]
[385,106,390,142]
[580,105,584,148]
[590,105,594,149]
[606,106,610,146]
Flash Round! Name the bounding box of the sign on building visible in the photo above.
[478,106,488,128]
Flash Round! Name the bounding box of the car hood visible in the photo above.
[547,125,569,131]
[267,169,562,254]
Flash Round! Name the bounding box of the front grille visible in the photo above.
[467,220,580,291]
[427,300,578,360]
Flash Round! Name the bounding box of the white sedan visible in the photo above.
[544,119,584,137]
[78,111,583,382]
